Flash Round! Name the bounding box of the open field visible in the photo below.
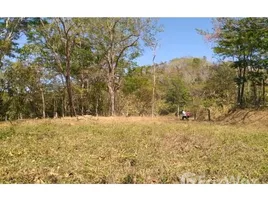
[0,115,268,183]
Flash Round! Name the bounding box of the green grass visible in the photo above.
[0,117,268,183]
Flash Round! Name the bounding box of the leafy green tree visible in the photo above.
[0,18,38,67]
[122,66,153,115]
[83,18,162,116]
[204,62,236,106]
[27,18,86,117]
[162,74,190,114]
[2,61,45,119]
[198,18,268,108]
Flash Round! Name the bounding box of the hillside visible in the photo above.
[218,109,268,127]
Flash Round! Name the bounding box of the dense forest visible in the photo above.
[0,17,267,120]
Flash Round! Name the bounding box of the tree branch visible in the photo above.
[115,37,139,69]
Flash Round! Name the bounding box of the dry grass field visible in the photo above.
[0,114,268,183]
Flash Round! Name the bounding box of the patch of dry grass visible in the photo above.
[0,117,268,183]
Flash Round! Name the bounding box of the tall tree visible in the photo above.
[27,18,85,117]
[85,18,161,116]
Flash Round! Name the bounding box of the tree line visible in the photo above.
[198,18,268,109]
[0,17,267,120]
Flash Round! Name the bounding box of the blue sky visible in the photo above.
[136,18,216,66]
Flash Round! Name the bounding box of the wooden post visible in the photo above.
[207,108,211,121]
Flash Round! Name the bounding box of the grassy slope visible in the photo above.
[0,116,268,183]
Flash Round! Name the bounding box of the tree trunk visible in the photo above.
[81,99,84,116]
[95,97,99,117]
[240,66,247,107]
[262,82,265,106]
[151,47,156,118]
[152,65,156,117]
[237,67,242,106]
[253,81,257,106]
[61,96,65,117]
[65,74,76,117]
[64,30,76,117]
[53,97,57,118]
[41,88,46,118]
[108,79,115,116]
[246,80,250,104]
[107,60,116,116]
[80,73,84,116]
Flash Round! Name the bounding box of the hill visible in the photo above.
[218,108,268,127]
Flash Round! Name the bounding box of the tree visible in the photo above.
[122,65,153,116]
[198,18,268,108]
[2,61,45,119]
[85,18,161,116]
[27,18,86,117]
[162,74,190,114]
[0,18,37,68]
[204,62,236,106]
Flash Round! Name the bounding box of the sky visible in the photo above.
[136,18,216,66]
